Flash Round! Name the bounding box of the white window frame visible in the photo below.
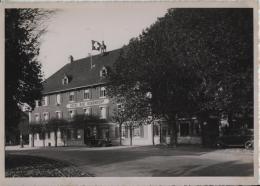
[55,111,62,119]
[100,67,107,78]
[69,92,75,102]
[83,89,90,100]
[100,87,106,98]
[56,94,61,105]
[43,112,49,121]
[83,107,91,116]
[99,106,107,119]
[42,96,48,106]
[68,109,76,119]
[62,76,68,85]
[35,100,39,107]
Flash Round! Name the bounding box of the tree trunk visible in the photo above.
[64,128,67,147]
[129,125,133,146]
[159,122,162,144]
[119,124,122,146]
[31,133,35,147]
[43,133,45,147]
[20,133,23,148]
[169,119,178,147]
[54,129,57,147]
[152,123,155,146]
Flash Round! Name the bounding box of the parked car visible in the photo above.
[215,129,253,149]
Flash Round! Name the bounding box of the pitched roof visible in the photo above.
[43,48,122,94]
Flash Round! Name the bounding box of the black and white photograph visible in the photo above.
[3,1,259,185]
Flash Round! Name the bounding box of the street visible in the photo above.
[5,145,253,177]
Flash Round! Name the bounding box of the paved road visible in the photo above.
[6,145,253,177]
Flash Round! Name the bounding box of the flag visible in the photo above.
[92,40,101,51]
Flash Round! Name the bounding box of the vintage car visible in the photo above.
[215,129,253,149]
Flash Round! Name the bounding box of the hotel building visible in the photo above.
[29,49,202,147]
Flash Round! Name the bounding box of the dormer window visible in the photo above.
[62,74,71,85]
[62,76,68,85]
[100,66,108,78]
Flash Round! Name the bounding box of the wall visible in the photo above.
[31,85,117,123]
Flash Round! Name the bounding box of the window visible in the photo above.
[62,76,69,85]
[154,125,159,136]
[117,103,123,110]
[55,111,62,119]
[100,107,107,119]
[84,89,90,100]
[133,126,144,137]
[43,112,49,121]
[68,110,75,119]
[77,129,81,139]
[39,133,44,140]
[122,126,128,138]
[69,92,75,102]
[56,94,61,105]
[35,100,42,107]
[180,123,189,136]
[83,107,91,115]
[133,127,140,137]
[73,129,77,139]
[42,96,48,106]
[100,87,106,98]
[35,114,40,122]
[35,100,39,107]
[100,67,107,78]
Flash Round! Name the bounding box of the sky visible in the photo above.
[38,3,175,79]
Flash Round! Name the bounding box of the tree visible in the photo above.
[71,114,104,129]
[109,9,253,146]
[29,122,42,147]
[108,52,152,146]
[47,118,68,147]
[111,98,128,146]
[5,9,54,143]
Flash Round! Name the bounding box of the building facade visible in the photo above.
[29,49,202,147]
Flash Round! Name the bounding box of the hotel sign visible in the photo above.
[66,99,109,109]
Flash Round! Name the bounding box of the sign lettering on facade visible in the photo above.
[66,99,109,109]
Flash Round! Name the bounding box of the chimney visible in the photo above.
[68,55,74,63]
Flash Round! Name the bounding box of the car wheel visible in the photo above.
[245,140,253,150]
[215,141,224,148]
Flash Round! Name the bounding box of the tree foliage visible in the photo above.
[71,114,105,129]
[108,9,253,145]
[5,9,54,140]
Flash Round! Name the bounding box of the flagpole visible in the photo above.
[88,53,93,69]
